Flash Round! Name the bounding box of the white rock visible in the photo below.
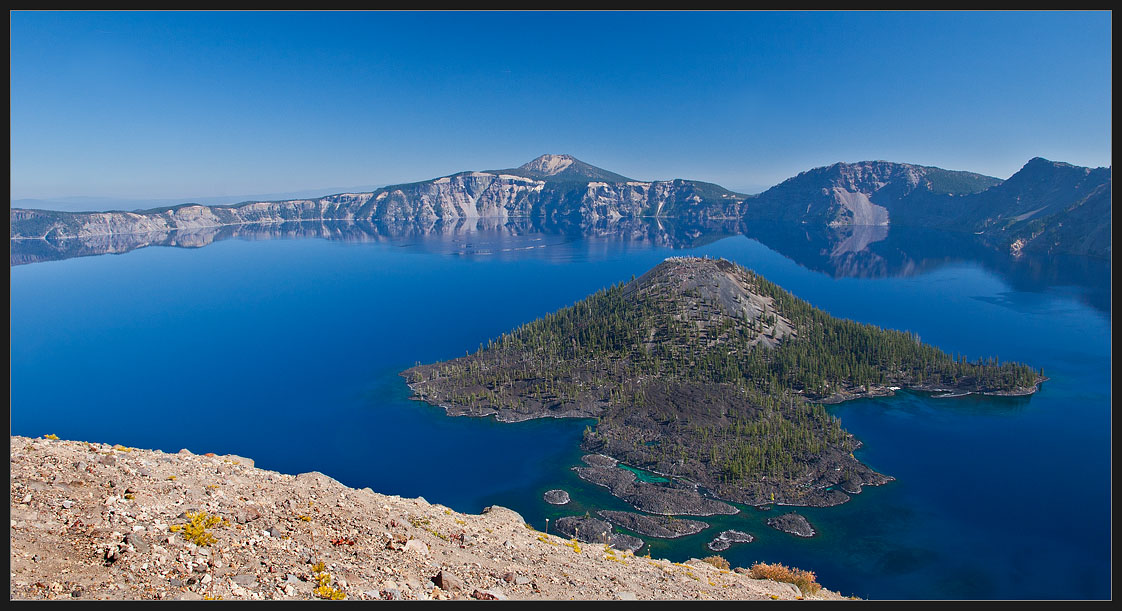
[403,539,429,556]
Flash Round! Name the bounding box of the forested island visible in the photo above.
[403,257,1044,508]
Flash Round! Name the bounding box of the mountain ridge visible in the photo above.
[10,154,1109,258]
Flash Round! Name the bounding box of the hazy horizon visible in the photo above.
[13,151,1101,212]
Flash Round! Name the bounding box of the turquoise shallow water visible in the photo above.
[9,229,1111,599]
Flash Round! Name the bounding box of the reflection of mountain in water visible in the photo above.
[742,223,897,279]
[741,222,1111,315]
[9,217,739,266]
[11,217,1108,315]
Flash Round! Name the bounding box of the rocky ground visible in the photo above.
[10,435,847,601]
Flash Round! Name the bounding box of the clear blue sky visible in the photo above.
[10,11,1112,200]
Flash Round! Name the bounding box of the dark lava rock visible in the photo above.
[554,515,645,552]
[573,464,635,491]
[597,510,707,539]
[621,484,737,517]
[574,456,738,517]
[707,529,754,551]
[554,516,613,544]
[766,512,816,538]
[581,454,618,469]
[608,533,645,553]
[707,538,731,552]
[839,475,864,495]
[543,489,570,505]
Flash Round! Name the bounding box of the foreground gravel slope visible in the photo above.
[10,436,846,601]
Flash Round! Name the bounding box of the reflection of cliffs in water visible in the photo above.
[10,217,740,266]
[741,223,897,279]
[11,222,364,266]
[742,222,935,279]
[11,217,1107,315]
[741,222,1111,315]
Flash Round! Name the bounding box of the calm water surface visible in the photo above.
[9,230,1111,599]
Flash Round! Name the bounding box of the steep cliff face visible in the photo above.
[10,195,376,240]
[743,161,1000,227]
[966,158,1112,258]
[10,155,745,240]
[372,173,544,223]
[740,158,1110,258]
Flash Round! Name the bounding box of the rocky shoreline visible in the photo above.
[9,436,845,601]
[817,381,1045,405]
[542,490,570,505]
[707,530,754,552]
[596,511,708,540]
[767,512,817,538]
[551,516,644,553]
[572,455,739,517]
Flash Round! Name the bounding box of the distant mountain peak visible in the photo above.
[520,154,577,176]
[510,154,634,183]
[1023,157,1065,169]
[1020,157,1097,173]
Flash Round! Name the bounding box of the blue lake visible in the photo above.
[9,227,1111,599]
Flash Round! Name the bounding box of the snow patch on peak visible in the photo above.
[521,154,576,176]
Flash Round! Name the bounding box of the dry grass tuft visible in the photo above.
[701,555,731,570]
[747,562,821,595]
